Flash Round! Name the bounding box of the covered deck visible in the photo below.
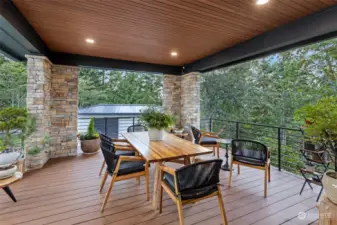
[0,149,320,225]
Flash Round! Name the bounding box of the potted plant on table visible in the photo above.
[0,107,35,178]
[140,107,175,141]
[80,118,100,153]
[295,96,337,203]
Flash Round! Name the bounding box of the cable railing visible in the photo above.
[200,118,306,174]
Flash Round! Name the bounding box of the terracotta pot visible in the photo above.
[322,171,337,204]
[80,138,100,154]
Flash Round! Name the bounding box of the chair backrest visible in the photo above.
[127,124,148,132]
[99,133,119,173]
[175,159,222,192]
[190,125,201,143]
[231,139,268,164]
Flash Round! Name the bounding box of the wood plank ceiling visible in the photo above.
[12,0,337,66]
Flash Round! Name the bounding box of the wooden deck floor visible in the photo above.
[0,150,321,225]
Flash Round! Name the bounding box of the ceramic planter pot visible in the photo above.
[80,138,100,154]
[0,151,21,169]
[148,128,164,141]
[322,171,337,204]
[0,165,17,179]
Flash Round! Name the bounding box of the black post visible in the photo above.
[132,117,135,132]
[236,122,239,139]
[209,118,213,132]
[104,118,108,136]
[3,186,17,202]
[278,128,282,171]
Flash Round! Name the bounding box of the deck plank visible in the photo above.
[0,150,320,225]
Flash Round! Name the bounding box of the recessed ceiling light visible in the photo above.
[256,0,269,5]
[171,51,178,57]
[86,38,95,43]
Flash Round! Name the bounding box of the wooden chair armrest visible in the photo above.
[114,146,136,151]
[300,149,326,154]
[159,165,176,176]
[119,156,145,162]
[200,131,219,138]
[111,139,129,143]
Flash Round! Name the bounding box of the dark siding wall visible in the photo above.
[94,118,119,138]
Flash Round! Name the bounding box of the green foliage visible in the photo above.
[0,140,6,153]
[295,96,337,153]
[0,107,30,147]
[27,134,50,155]
[0,56,27,108]
[80,118,99,140]
[28,146,41,156]
[79,69,162,107]
[140,108,175,130]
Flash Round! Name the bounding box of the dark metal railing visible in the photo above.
[200,118,305,174]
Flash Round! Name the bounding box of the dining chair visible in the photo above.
[98,133,137,176]
[99,139,149,212]
[127,124,148,132]
[159,159,227,225]
[229,139,271,197]
[191,125,220,158]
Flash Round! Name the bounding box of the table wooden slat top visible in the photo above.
[122,132,213,162]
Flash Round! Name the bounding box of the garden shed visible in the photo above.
[78,104,150,138]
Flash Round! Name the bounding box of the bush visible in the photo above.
[140,107,175,130]
[80,118,99,140]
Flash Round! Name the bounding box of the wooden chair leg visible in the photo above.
[237,164,240,175]
[268,164,271,182]
[264,166,268,198]
[101,175,116,212]
[100,170,108,193]
[213,146,215,156]
[99,160,105,176]
[229,162,233,187]
[159,186,163,214]
[145,163,150,201]
[176,196,184,225]
[217,186,228,225]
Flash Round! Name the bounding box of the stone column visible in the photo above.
[25,55,79,171]
[163,75,182,127]
[181,72,201,128]
[50,65,79,158]
[163,72,200,128]
[25,55,52,170]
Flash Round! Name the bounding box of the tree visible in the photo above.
[0,56,27,108]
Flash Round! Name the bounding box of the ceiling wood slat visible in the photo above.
[12,0,336,66]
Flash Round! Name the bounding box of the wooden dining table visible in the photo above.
[122,131,213,209]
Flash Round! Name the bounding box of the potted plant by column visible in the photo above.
[0,107,35,178]
[80,118,100,153]
[295,96,337,203]
[140,108,175,141]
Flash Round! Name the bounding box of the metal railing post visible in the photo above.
[236,122,239,139]
[104,118,108,135]
[209,118,213,132]
[278,127,282,171]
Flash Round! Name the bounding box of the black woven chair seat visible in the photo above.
[163,172,218,200]
[200,137,217,145]
[115,150,135,156]
[233,156,265,167]
[107,160,145,176]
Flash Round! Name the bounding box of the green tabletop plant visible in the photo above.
[140,107,175,141]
